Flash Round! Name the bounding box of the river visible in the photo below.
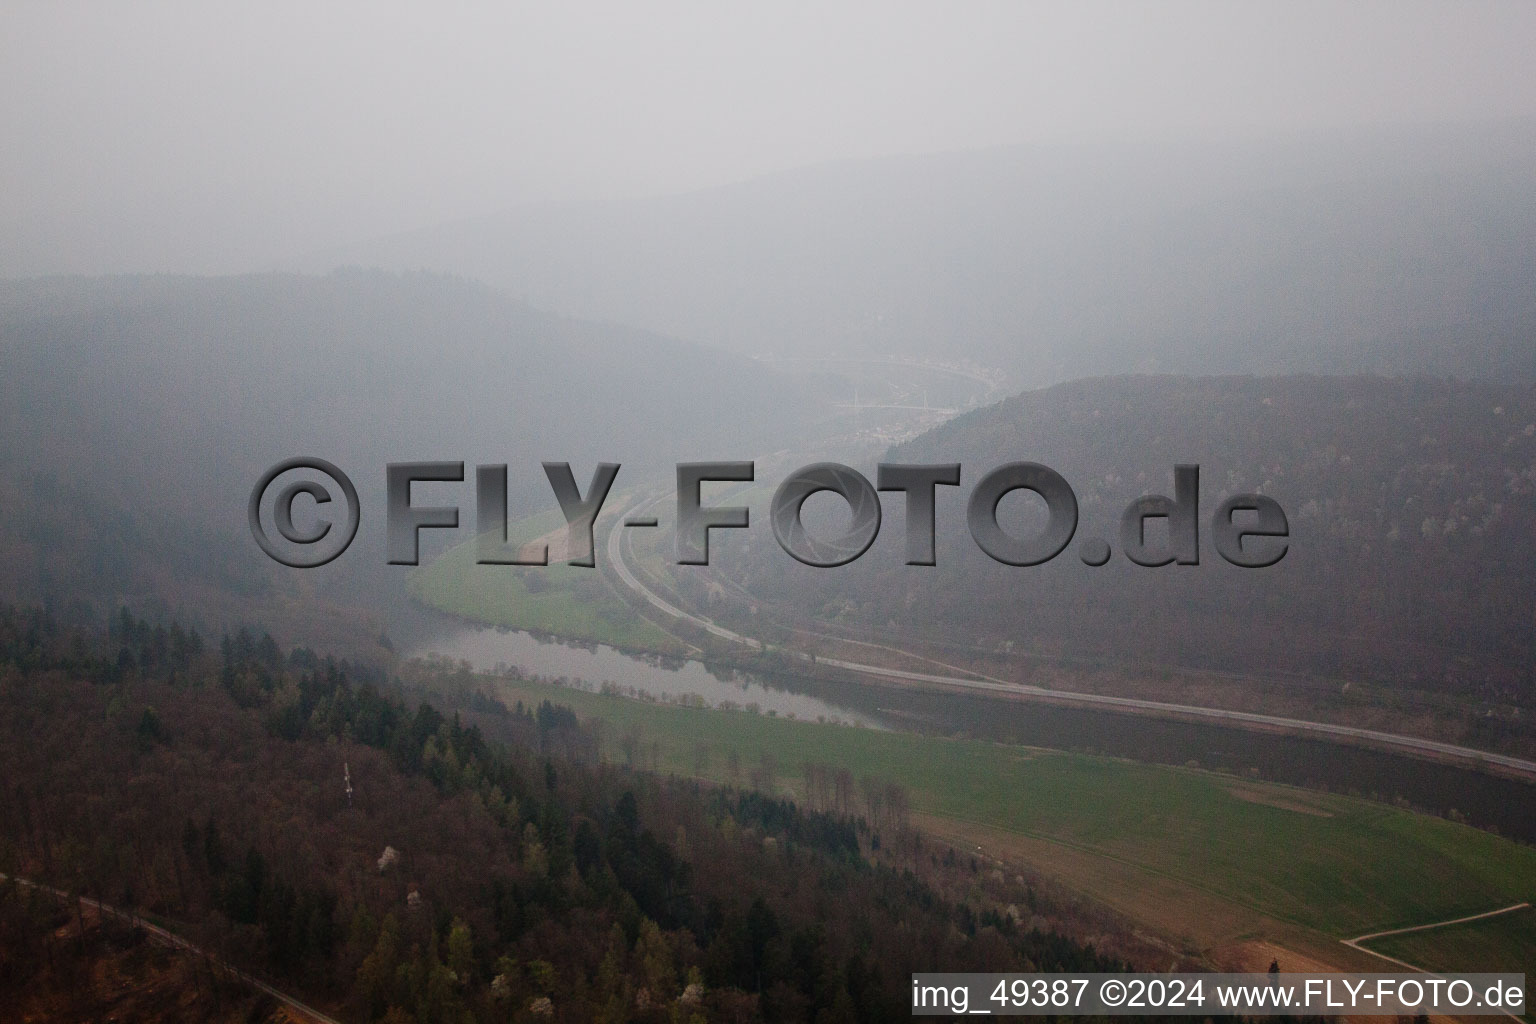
[403,614,1536,843]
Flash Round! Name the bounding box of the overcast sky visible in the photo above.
[4,1,1536,274]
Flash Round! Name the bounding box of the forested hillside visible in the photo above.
[711,375,1536,740]
[0,271,819,650]
[0,604,1142,1023]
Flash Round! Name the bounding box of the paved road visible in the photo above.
[605,496,1536,780]
[0,872,344,1024]
[607,493,759,654]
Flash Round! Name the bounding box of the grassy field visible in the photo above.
[490,675,1536,959]
[409,504,682,652]
[416,499,1536,975]
[1359,904,1536,978]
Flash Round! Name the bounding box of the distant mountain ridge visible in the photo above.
[709,374,1536,730]
[315,119,1536,385]
[0,270,818,643]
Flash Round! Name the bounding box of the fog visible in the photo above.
[1,1,1534,691]
[5,1,1536,275]
[5,8,1536,1010]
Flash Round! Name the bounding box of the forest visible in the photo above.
[701,375,1536,750]
[0,604,1160,1023]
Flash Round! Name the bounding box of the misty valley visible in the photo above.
[3,19,1536,1022]
[350,458,1288,574]
[3,241,1534,1024]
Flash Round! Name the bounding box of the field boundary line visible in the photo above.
[1345,901,1531,945]
[1341,902,1531,1023]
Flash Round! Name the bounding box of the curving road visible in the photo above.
[605,496,1536,780]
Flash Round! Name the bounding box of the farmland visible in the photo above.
[408,504,683,653]
[1358,904,1536,979]
[485,674,1536,970]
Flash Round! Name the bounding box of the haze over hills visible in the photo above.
[700,374,1536,748]
[9,273,1528,742]
[5,7,1536,1019]
[316,119,1536,386]
[0,270,820,644]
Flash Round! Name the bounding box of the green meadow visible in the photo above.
[409,505,682,652]
[1360,904,1536,979]
[491,675,1536,945]
[415,502,1535,974]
